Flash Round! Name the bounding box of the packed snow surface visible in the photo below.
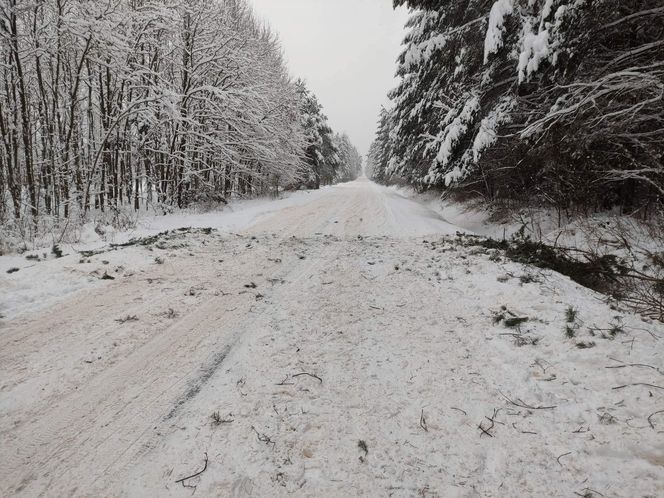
[1,179,663,497]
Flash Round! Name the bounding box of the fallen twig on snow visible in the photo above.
[450,407,467,416]
[478,421,494,438]
[533,359,552,374]
[574,487,606,497]
[251,426,276,447]
[498,390,557,410]
[512,422,537,434]
[276,375,294,386]
[478,408,501,437]
[626,325,660,341]
[420,409,428,432]
[292,372,322,383]
[175,452,208,488]
[612,383,664,391]
[606,357,664,376]
[556,451,572,466]
[210,411,234,425]
[647,409,664,430]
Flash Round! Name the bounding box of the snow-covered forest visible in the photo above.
[0,0,362,231]
[368,0,664,217]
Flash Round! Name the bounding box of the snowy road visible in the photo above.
[1,179,663,497]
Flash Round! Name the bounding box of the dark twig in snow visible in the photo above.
[478,420,494,438]
[574,488,606,497]
[478,408,500,437]
[251,426,276,447]
[276,375,294,386]
[175,452,208,488]
[621,338,635,353]
[627,326,660,341]
[556,451,572,466]
[606,357,664,376]
[420,409,428,432]
[612,383,664,391]
[498,390,557,410]
[292,372,322,383]
[512,422,537,434]
[210,411,234,425]
[533,359,552,374]
[647,409,664,430]
[450,407,467,416]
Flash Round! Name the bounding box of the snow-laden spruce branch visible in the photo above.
[368,0,664,215]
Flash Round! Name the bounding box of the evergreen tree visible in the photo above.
[367,108,396,184]
[375,0,664,215]
[333,133,363,182]
[296,80,341,189]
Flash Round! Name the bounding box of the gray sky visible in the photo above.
[248,0,409,156]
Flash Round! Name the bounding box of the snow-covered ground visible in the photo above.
[0,188,335,320]
[1,178,662,497]
[380,185,521,240]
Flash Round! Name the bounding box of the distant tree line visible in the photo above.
[0,0,361,225]
[296,80,363,189]
[368,0,664,218]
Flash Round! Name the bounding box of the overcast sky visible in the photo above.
[248,0,409,156]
